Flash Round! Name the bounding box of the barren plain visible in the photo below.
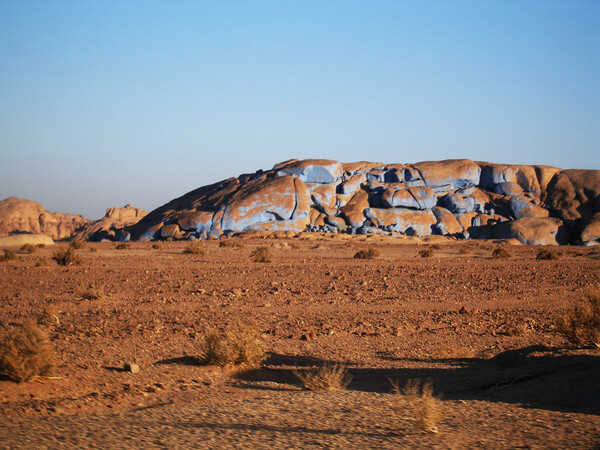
[0,233,599,448]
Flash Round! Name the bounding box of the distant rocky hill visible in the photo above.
[0,197,146,242]
[0,197,90,241]
[126,159,600,246]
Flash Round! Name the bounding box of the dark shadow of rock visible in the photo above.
[155,356,200,366]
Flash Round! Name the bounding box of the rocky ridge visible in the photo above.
[126,159,600,246]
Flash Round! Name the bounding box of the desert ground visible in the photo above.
[0,233,599,448]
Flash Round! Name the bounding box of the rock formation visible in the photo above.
[0,197,146,242]
[127,159,600,246]
[0,197,90,240]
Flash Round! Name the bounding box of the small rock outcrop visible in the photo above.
[127,159,600,246]
[72,205,148,241]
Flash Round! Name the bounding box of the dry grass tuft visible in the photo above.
[295,364,352,391]
[89,246,98,253]
[419,248,434,258]
[536,248,561,260]
[183,242,206,255]
[219,240,244,248]
[0,320,56,383]
[458,245,472,254]
[0,249,17,262]
[555,289,600,348]
[250,246,273,263]
[152,242,162,249]
[198,322,266,366]
[353,249,380,259]
[491,247,511,259]
[390,379,443,433]
[69,240,86,250]
[75,283,107,302]
[20,243,36,254]
[38,304,60,327]
[51,248,81,266]
[34,258,50,267]
[115,242,131,250]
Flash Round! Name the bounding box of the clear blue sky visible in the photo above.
[1,1,598,219]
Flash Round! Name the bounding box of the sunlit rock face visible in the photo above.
[124,159,600,246]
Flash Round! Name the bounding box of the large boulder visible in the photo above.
[381,186,437,210]
[413,159,481,190]
[509,196,549,219]
[340,190,369,228]
[275,159,343,184]
[221,176,309,231]
[431,206,463,235]
[581,212,600,244]
[493,217,567,245]
[365,208,437,236]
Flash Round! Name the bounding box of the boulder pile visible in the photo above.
[127,159,600,246]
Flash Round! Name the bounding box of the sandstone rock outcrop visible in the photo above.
[0,197,90,240]
[124,159,599,246]
[72,204,148,241]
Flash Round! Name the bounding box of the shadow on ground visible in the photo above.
[234,345,600,415]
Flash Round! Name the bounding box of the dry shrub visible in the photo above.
[491,247,511,259]
[69,240,86,250]
[0,320,56,383]
[198,322,266,366]
[89,246,98,253]
[34,258,50,267]
[219,240,244,248]
[555,289,600,348]
[0,249,17,262]
[36,243,46,248]
[430,244,441,250]
[295,364,352,391]
[390,379,442,433]
[75,283,107,301]
[51,248,81,266]
[353,249,380,259]
[183,242,206,255]
[458,245,472,254]
[419,248,434,258]
[115,242,131,250]
[536,248,561,260]
[20,243,36,254]
[38,304,60,327]
[251,246,273,263]
[152,242,162,249]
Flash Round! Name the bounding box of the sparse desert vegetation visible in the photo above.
[0,320,56,383]
[51,247,82,266]
[250,246,273,262]
[0,249,17,262]
[219,240,244,248]
[295,364,352,391]
[20,243,36,254]
[353,249,380,259]
[183,241,206,255]
[0,238,598,448]
[115,242,131,250]
[536,248,561,260]
[491,247,511,259]
[555,289,600,348]
[69,240,86,250]
[419,247,434,258]
[198,321,265,366]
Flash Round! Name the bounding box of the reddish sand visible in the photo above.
[0,234,598,448]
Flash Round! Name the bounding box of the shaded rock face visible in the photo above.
[73,204,148,242]
[0,197,90,240]
[125,159,600,246]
